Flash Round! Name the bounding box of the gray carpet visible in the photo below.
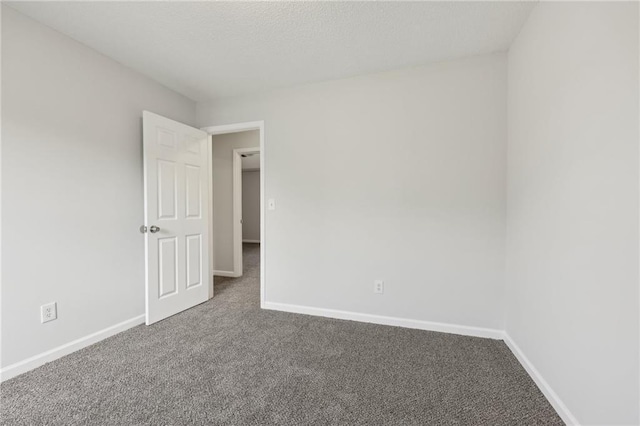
[1,243,562,425]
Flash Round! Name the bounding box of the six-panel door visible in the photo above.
[143,111,210,325]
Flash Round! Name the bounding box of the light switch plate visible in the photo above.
[268,198,276,210]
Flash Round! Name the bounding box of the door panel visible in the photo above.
[143,111,210,324]
[158,237,178,298]
[157,160,177,219]
[186,234,202,288]
[185,165,201,218]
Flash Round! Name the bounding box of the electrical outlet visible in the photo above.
[374,280,384,294]
[41,302,57,323]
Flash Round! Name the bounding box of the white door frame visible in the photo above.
[201,121,265,308]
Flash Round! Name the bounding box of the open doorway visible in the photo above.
[234,147,261,270]
[203,122,265,306]
[238,150,261,248]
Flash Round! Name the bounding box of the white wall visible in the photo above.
[1,7,196,368]
[199,53,508,330]
[242,171,261,242]
[506,2,639,424]
[211,130,259,273]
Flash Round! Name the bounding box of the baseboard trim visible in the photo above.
[0,314,145,382]
[213,269,241,277]
[262,301,503,339]
[242,239,260,244]
[503,333,579,425]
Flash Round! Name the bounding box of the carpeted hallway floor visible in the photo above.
[1,243,562,425]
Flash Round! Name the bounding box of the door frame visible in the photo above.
[201,121,265,308]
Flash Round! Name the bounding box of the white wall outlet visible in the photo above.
[374,280,384,294]
[41,302,57,323]
[268,198,276,211]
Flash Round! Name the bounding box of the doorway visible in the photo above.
[233,147,261,274]
[203,122,265,307]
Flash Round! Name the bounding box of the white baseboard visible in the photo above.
[503,333,579,425]
[242,239,260,244]
[213,269,241,278]
[262,301,503,339]
[0,314,145,382]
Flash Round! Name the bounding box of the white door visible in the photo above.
[142,111,210,325]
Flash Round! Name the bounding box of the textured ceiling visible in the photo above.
[8,1,536,101]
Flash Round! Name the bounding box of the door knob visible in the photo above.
[150,225,161,233]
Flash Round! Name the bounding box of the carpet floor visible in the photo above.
[1,243,562,425]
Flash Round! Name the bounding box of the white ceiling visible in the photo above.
[8,1,536,102]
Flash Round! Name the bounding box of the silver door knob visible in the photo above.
[150,225,161,233]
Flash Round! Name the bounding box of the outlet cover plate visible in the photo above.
[41,302,57,323]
